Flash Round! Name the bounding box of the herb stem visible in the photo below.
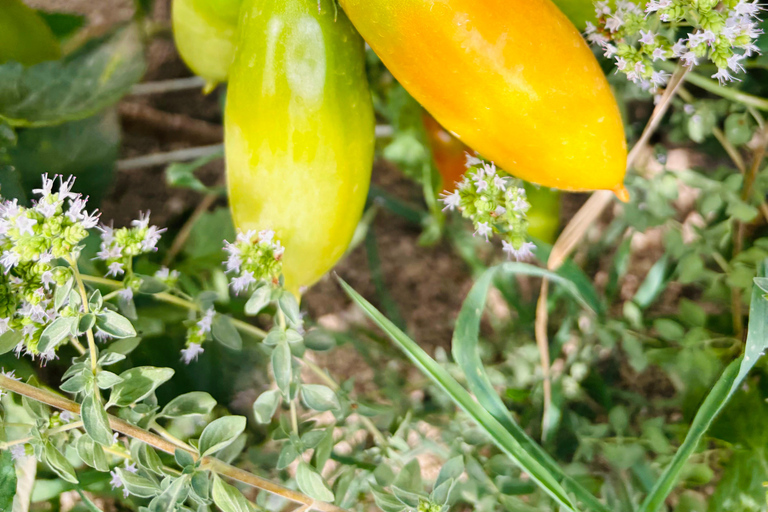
[0,421,84,449]
[0,375,347,512]
[66,256,99,373]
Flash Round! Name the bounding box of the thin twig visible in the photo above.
[163,193,219,266]
[534,65,689,435]
[119,102,223,145]
[0,376,347,512]
[117,144,225,171]
[130,77,208,96]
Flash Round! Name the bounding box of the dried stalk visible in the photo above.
[0,375,347,512]
[534,65,689,435]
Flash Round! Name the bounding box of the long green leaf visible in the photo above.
[338,278,578,511]
[638,260,768,512]
[453,265,610,512]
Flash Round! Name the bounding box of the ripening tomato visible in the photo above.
[226,0,375,294]
[422,111,472,193]
[338,0,628,199]
[423,112,562,243]
[0,0,60,66]
[172,0,242,91]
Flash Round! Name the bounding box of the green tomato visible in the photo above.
[0,0,60,66]
[226,0,375,294]
[551,0,596,30]
[172,0,242,90]
[524,184,561,245]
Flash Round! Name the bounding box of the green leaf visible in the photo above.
[0,449,17,511]
[244,285,271,316]
[160,391,216,418]
[37,316,77,353]
[198,416,246,457]
[272,341,292,394]
[119,469,161,498]
[313,424,335,472]
[149,475,189,512]
[54,278,73,310]
[339,277,580,512]
[450,268,610,512]
[296,461,334,502]
[393,459,422,493]
[81,393,113,446]
[211,473,249,512]
[0,329,22,355]
[96,310,137,339]
[36,11,86,40]
[104,336,142,355]
[435,456,464,489]
[211,315,242,351]
[166,150,223,193]
[10,111,120,203]
[278,292,301,327]
[137,444,165,475]
[0,25,146,127]
[637,263,768,512]
[174,448,195,468]
[252,389,280,424]
[95,370,123,389]
[300,384,340,412]
[76,435,109,472]
[109,367,175,407]
[43,441,78,483]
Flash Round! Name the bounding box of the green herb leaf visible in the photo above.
[160,391,216,418]
[81,393,113,446]
[198,416,247,457]
[211,473,250,512]
[296,461,334,502]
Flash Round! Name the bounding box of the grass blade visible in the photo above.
[638,259,768,512]
[453,265,610,512]
[338,277,579,512]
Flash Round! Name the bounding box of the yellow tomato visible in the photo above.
[339,0,628,198]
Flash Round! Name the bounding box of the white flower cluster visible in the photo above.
[587,0,763,87]
[224,229,284,295]
[180,308,214,365]
[96,212,166,278]
[0,175,100,361]
[441,155,536,261]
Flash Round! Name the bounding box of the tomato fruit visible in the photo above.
[422,111,473,193]
[524,184,561,244]
[338,0,628,197]
[0,0,60,66]
[424,112,561,242]
[172,0,242,91]
[551,0,596,30]
[226,0,375,294]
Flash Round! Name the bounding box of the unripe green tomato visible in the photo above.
[0,0,60,66]
[551,0,596,30]
[523,184,561,245]
[226,0,375,294]
[172,0,242,91]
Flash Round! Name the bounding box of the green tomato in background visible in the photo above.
[524,184,561,245]
[0,0,60,66]
[551,0,596,30]
[172,0,242,91]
